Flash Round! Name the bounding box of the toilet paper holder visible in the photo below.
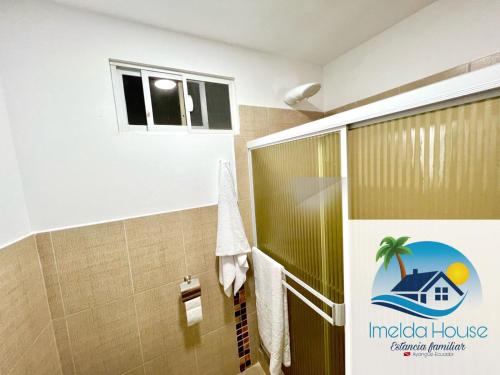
[180,275,201,302]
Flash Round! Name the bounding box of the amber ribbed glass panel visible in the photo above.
[349,96,500,219]
[251,132,344,375]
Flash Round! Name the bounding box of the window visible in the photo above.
[435,287,448,301]
[111,61,237,133]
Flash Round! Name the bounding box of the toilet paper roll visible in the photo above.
[185,296,203,326]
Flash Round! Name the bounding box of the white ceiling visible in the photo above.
[51,0,435,65]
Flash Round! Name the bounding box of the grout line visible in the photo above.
[33,234,64,374]
[62,318,77,375]
[48,232,68,317]
[48,232,78,375]
[59,271,192,320]
[193,345,201,375]
[122,221,146,367]
[180,212,189,276]
[34,234,54,318]
[5,321,52,375]
[30,235,62,374]
[118,364,145,375]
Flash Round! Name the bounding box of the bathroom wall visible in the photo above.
[0,236,62,375]
[0,1,324,373]
[322,0,500,110]
[0,80,31,246]
[0,0,323,235]
[35,205,243,375]
[17,105,320,375]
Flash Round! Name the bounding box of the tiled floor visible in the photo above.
[241,362,266,375]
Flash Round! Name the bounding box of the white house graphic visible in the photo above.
[391,268,464,308]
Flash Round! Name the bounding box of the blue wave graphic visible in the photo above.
[372,301,435,319]
[371,293,467,319]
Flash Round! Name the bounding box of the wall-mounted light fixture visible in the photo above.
[284,82,321,106]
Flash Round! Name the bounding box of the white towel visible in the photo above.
[252,247,291,375]
[216,160,251,297]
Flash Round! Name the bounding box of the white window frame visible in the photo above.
[110,61,239,134]
[186,80,209,129]
[141,70,188,131]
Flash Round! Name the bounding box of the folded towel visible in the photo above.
[218,253,249,297]
[216,160,251,297]
[252,247,291,375]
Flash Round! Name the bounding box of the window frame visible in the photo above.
[141,70,187,131]
[186,80,209,129]
[110,61,239,134]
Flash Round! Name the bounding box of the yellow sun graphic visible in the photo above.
[446,262,469,285]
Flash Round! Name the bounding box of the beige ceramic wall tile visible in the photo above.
[197,271,234,335]
[0,236,51,374]
[195,324,239,375]
[234,136,251,169]
[242,363,266,375]
[66,297,142,375]
[181,206,218,275]
[238,198,253,242]
[134,282,198,363]
[122,366,145,375]
[397,65,468,94]
[36,233,65,318]
[245,272,256,315]
[239,105,269,138]
[8,323,62,375]
[52,318,75,375]
[236,161,251,202]
[124,212,186,293]
[51,222,133,314]
[143,347,197,375]
[247,312,259,364]
[268,108,323,133]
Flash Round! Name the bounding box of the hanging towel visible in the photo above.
[216,160,251,297]
[252,247,291,375]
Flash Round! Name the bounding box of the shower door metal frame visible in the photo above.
[247,125,350,373]
[246,62,500,375]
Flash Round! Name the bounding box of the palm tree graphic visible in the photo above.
[376,236,413,279]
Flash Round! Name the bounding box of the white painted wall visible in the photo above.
[0,0,322,232]
[323,0,500,110]
[0,79,31,247]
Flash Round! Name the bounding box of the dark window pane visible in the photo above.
[149,77,184,125]
[442,287,448,293]
[187,81,203,127]
[205,82,232,130]
[122,75,147,125]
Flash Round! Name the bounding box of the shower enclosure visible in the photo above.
[246,63,500,375]
[249,129,348,375]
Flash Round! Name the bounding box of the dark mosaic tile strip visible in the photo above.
[233,285,251,372]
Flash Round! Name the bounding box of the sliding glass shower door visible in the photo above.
[251,132,345,375]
